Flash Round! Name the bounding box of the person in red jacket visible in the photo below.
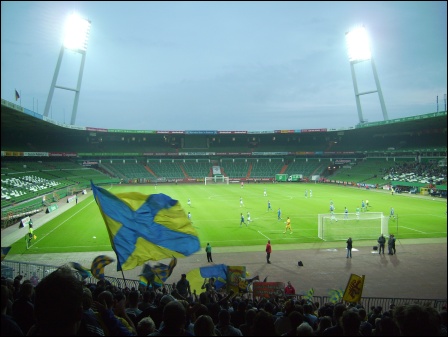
[284,281,296,297]
[266,240,272,264]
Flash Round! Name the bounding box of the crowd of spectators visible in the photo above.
[1,268,447,336]
[382,161,446,185]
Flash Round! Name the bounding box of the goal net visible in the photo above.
[205,176,229,185]
[318,212,389,241]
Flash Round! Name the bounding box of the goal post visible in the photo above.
[318,212,389,241]
[205,176,229,185]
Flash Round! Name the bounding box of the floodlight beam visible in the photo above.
[345,25,388,124]
[43,13,90,125]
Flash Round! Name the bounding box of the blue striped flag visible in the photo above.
[1,247,11,262]
[69,262,93,280]
[200,264,228,289]
[91,182,200,271]
[140,256,177,285]
[91,255,114,280]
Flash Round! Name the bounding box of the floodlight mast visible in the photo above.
[345,26,388,124]
[44,13,91,125]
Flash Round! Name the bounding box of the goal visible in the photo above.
[205,176,229,185]
[318,212,389,241]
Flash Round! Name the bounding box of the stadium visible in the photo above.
[1,5,447,334]
[2,97,447,305]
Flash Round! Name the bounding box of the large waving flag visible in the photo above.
[69,262,93,280]
[1,247,11,261]
[91,182,200,271]
[91,255,114,280]
[343,273,365,303]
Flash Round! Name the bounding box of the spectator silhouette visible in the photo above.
[341,309,361,336]
[148,300,192,336]
[12,281,35,335]
[297,322,314,336]
[393,303,440,336]
[194,314,217,336]
[283,310,305,336]
[29,266,83,335]
[1,284,23,336]
[216,308,243,336]
[137,316,156,336]
[322,303,346,336]
[315,316,332,336]
[251,309,276,336]
[239,308,257,336]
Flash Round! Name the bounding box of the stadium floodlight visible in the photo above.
[44,13,91,125]
[345,25,388,124]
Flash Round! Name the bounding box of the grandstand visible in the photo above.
[1,99,447,307]
[1,98,446,219]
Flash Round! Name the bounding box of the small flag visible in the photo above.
[343,273,365,303]
[303,288,315,301]
[15,90,20,101]
[328,289,344,303]
[91,255,114,280]
[1,247,11,261]
[69,262,93,280]
[140,256,177,285]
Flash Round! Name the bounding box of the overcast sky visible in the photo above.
[1,1,446,131]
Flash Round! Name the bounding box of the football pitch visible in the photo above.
[10,182,447,255]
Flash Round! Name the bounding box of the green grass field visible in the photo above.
[10,182,447,255]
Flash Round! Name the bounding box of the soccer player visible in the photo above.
[309,189,312,198]
[267,200,272,211]
[188,211,192,222]
[356,207,360,220]
[264,188,267,197]
[389,207,395,219]
[344,207,348,220]
[277,208,282,220]
[240,213,247,227]
[247,212,251,224]
[330,204,337,222]
[188,198,191,207]
[240,197,245,207]
[283,217,292,234]
[361,200,366,212]
[304,189,308,198]
[26,224,34,249]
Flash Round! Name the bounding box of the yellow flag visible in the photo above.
[343,273,365,303]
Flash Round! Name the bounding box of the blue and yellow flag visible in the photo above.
[91,255,114,280]
[1,247,11,262]
[328,288,344,303]
[200,264,228,289]
[343,273,365,303]
[69,262,93,280]
[91,182,200,271]
[140,256,177,285]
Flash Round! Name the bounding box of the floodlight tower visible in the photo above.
[345,26,388,124]
[44,13,91,125]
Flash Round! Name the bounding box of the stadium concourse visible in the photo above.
[1,189,446,300]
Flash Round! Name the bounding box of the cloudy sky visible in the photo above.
[1,1,446,131]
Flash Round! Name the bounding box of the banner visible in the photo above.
[253,282,285,298]
[343,273,365,303]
